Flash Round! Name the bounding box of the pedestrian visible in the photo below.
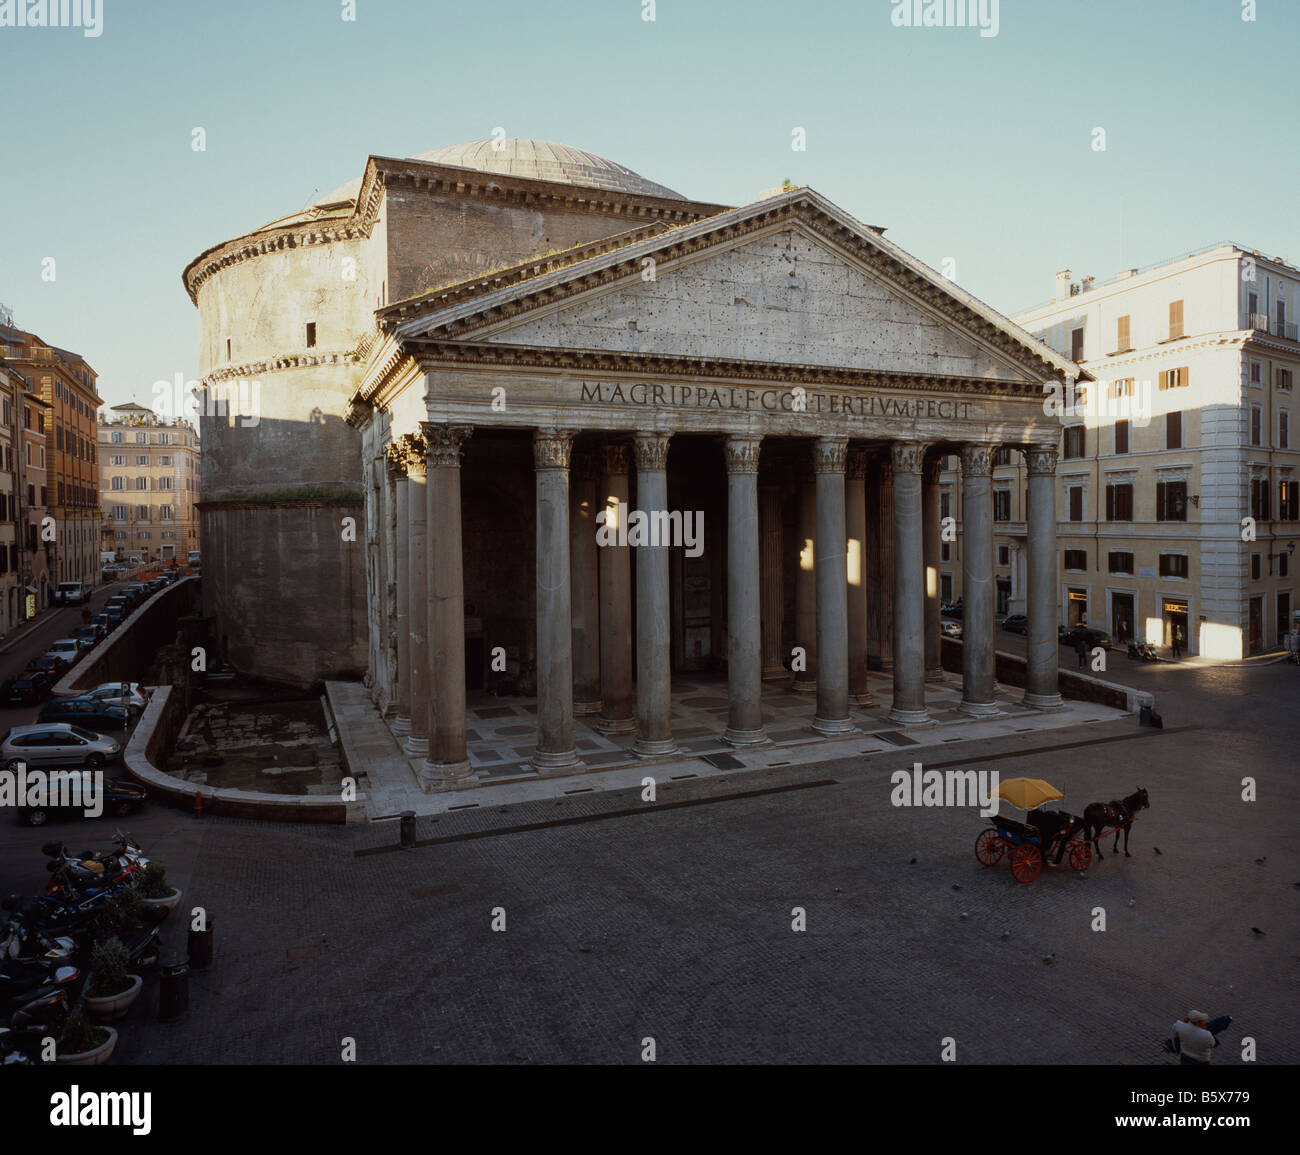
[1119,618,1130,644]
[1163,1010,1232,1064]
[1075,638,1088,668]
[1171,630,1181,660]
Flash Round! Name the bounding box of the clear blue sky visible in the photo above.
[1,0,1296,407]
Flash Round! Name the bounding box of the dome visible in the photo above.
[409,139,685,200]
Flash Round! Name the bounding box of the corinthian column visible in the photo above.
[1024,443,1064,709]
[959,444,998,716]
[384,442,411,737]
[724,435,765,745]
[421,423,475,787]
[632,432,677,757]
[570,448,601,716]
[889,441,930,725]
[867,455,894,670]
[597,441,635,734]
[845,449,872,705]
[792,456,818,692]
[813,437,853,734]
[923,454,944,683]
[532,429,582,771]
[760,472,786,680]
[402,432,429,758]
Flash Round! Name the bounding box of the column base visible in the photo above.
[422,759,473,790]
[791,678,817,694]
[811,715,856,736]
[574,699,602,717]
[924,667,946,683]
[762,666,790,681]
[403,734,429,757]
[849,692,875,707]
[723,726,768,747]
[1023,692,1065,711]
[391,715,412,737]
[594,715,636,735]
[887,706,932,726]
[632,736,679,758]
[530,749,584,774]
[958,699,1001,718]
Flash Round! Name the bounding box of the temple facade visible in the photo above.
[186,140,1080,786]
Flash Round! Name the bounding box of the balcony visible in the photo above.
[1247,313,1299,342]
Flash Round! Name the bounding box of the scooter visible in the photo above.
[1126,642,1158,662]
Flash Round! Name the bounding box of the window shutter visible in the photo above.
[1117,315,1130,350]
[1157,481,1166,519]
[1105,485,1114,521]
[1158,370,1167,391]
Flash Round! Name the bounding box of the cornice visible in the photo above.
[410,341,1043,399]
[201,350,364,386]
[182,222,372,303]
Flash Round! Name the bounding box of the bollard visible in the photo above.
[188,915,214,972]
[400,810,416,848]
[194,790,203,817]
[158,959,189,1022]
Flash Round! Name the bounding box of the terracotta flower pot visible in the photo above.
[57,1025,118,1066]
[84,973,143,1022]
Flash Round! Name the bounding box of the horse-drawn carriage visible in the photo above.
[973,779,1149,884]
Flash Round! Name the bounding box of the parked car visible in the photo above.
[187,550,201,567]
[1,723,122,770]
[75,624,105,648]
[37,698,131,731]
[90,613,114,634]
[104,606,127,627]
[44,639,82,665]
[159,570,179,585]
[2,674,54,706]
[9,768,145,826]
[87,682,149,712]
[54,581,89,606]
[1001,614,1029,635]
[29,656,69,679]
[940,621,963,638]
[1061,625,1113,651]
[124,583,148,601]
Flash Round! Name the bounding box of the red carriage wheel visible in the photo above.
[974,828,1006,866]
[1010,844,1042,883]
[1068,838,1092,872]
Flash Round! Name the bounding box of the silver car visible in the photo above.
[1,723,121,770]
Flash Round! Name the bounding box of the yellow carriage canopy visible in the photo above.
[995,778,1065,811]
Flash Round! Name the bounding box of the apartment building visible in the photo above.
[939,243,1300,659]
[99,402,200,561]
[0,362,18,632]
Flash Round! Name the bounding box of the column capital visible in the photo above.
[922,454,943,485]
[533,427,579,470]
[601,439,630,476]
[571,447,601,482]
[419,423,473,469]
[1023,444,1059,476]
[814,436,849,475]
[632,431,671,471]
[723,435,762,474]
[846,448,870,482]
[890,441,929,475]
[390,431,428,479]
[384,440,409,482]
[959,444,996,478]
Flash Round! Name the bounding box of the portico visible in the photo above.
[347,187,1080,791]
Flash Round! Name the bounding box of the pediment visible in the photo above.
[394,190,1078,387]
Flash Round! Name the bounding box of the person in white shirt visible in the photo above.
[1165,1010,1231,1064]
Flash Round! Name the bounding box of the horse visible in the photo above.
[1083,788,1149,860]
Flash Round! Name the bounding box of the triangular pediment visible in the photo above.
[393,190,1079,386]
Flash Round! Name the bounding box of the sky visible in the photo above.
[1,0,1297,408]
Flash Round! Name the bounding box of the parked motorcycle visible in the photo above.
[1126,642,1158,662]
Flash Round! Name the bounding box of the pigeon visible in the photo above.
[1128,898,1136,907]
[1154,847,1162,855]
[1251,927,1265,936]
[1042,954,1055,964]
[909,857,917,864]
[1001,930,1011,940]
[959,912,969,921]
[1255,856,1267,864]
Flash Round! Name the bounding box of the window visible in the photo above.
[1070,328,1084,361]
[1250,554,1261,580]
[1105,482,1134,521]
[1158,366,1188,390]
[1250,361,1262,386]
[111,431,123,444]
[1281,553,1291,578]
[135,477,148,491]
[1068,486,1084,521]
[1167,411,1183,450]
[160,506,173,521]
[1281,411,1290,450]
[136,455,149,466]
[1156,480,1188,521]
[1063,426,1086,459]
[1114,420,1130,455]
[159,455,172,466]
[57,482,63,505]
[1279,368,1294,391]
[1109,551,1134,574]
[1250,406,1262,447]
[995,447,1012,466]
[1159,553,1189,578]
[940,542,950,563]
[112,505,128,520]
[1116,315,1131,352]
[111,476,123,491]
[111,455,123,466]
[994,490,1011,521]
[1064,549,1087,571]
[55,426,63,450]
[1169,299,1184,340]
[939,490,951,519]
[997,545,1010,567]
[225,337,232,361]
[1281,480,1299,520]
[306,322,317,348]
[158,433,169,446]
[158,477,173,490]
[136,432,146,444]
[1250,478,1271,520]
[1108,378,1134,399]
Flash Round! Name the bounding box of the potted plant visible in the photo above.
[134,861,181,915]
[85,887,143,946]
[83,937,143,1022]
[54,1005,117,1066]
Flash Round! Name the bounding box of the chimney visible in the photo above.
[1081,275,1096,293]
[1116,268,1138,280]
[1055,269,1072,301]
